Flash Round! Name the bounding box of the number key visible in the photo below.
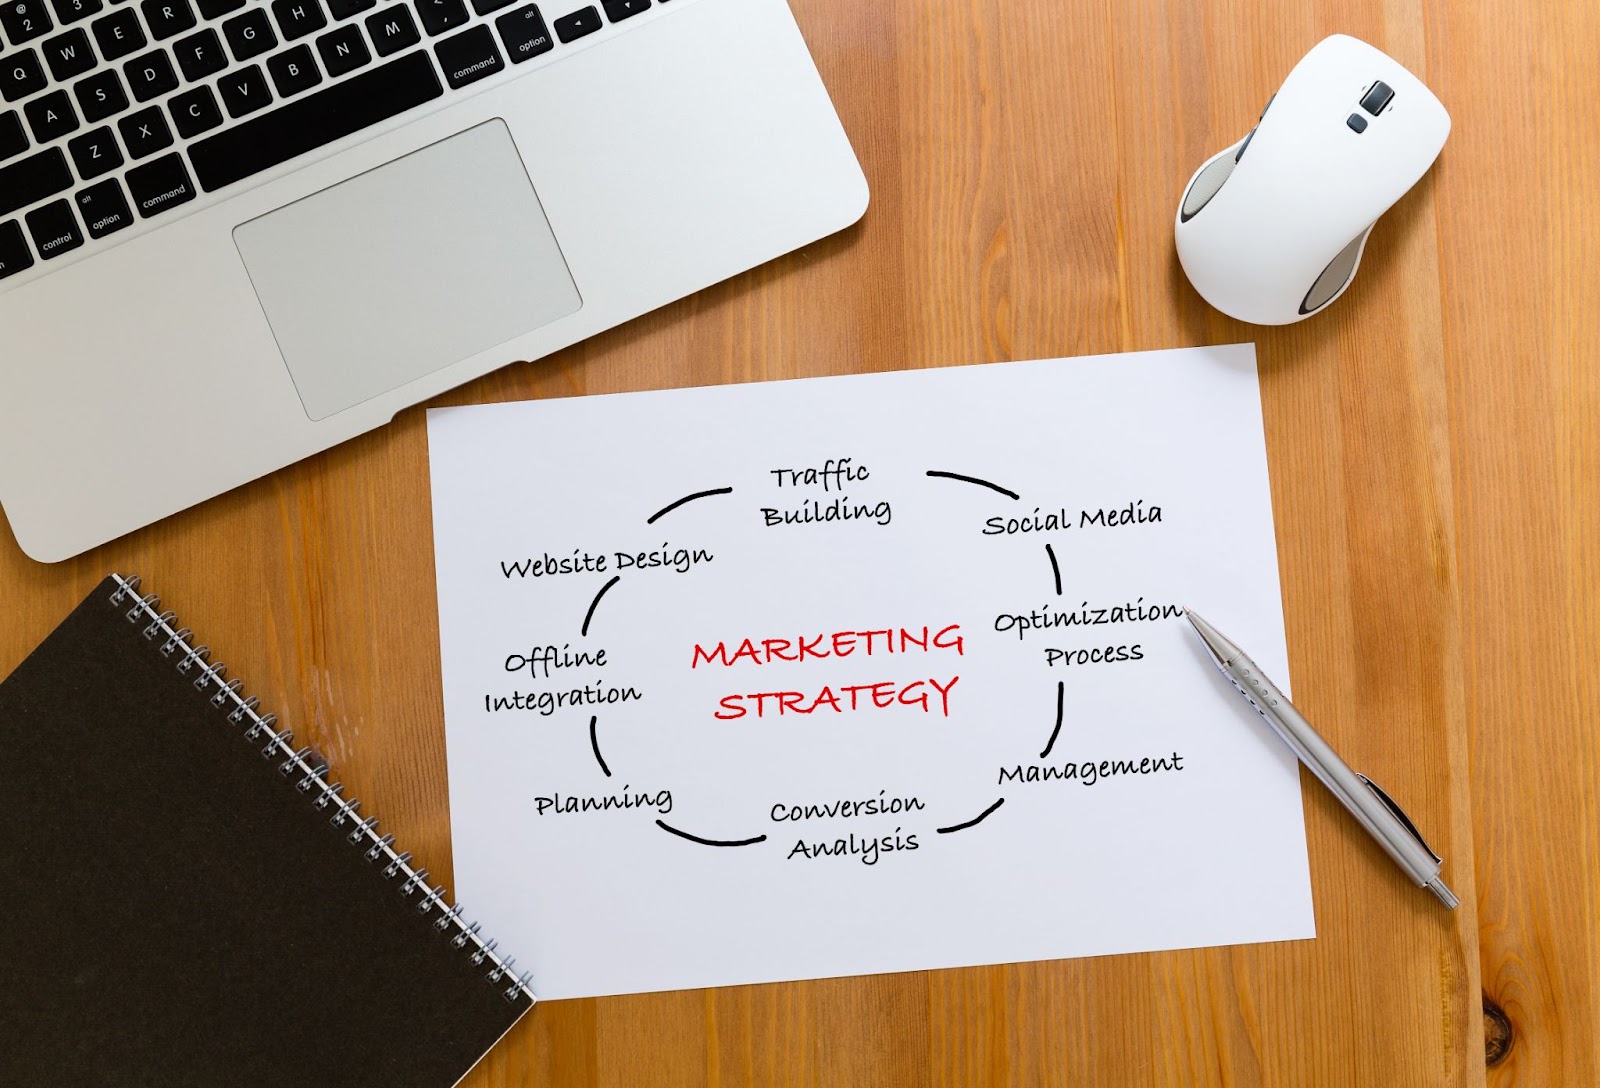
[50,0,104,22]
[1,0,54,45]
[194,0,243,18]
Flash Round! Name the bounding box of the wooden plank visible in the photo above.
[1423,0,1600,1083]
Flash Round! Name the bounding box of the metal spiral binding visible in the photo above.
[108,574,538,1006]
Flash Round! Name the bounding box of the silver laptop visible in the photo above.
[0,0,867,561]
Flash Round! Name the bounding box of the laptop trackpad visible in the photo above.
[234,120,581,421]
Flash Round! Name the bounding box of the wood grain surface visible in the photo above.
[2,1,1594,1085]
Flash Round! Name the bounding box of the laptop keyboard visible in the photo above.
[0,0,668,282]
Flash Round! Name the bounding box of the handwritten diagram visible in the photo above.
[492,465,1189,864]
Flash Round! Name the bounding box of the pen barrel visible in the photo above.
[1230,655,1442,887]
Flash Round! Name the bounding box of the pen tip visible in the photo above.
[1182,609,1243,667]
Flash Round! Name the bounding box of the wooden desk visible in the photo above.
[2,2,1594,1084]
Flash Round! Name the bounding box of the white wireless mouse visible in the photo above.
[1174,35,1450,325]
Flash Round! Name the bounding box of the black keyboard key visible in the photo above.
[195,0,243,19]
[217,62,270,116]
[364,4,415,54]
[1,0,54,44]
[67,123,121,177]
[124,149,194,215]
[42,28,96,81]
[1,49,49,102]
[601,0,645,21]
[222,7,275,59]
[190,50,440,190]
[91,8,146,60]
[0,111,27,161]
[117,103,171,156]
[266,43,319,95]
[471,0,510,15]
[434,24,499,87]
[124,48,179,101]
[552,4,596,41]
[168,82,220,135]
[50,0,103,26]
[24,89,78,141]
[414,0,464,36]
[25,198,83,257]
[75,176,133,237]
[140,0,195,39]
[74,69,128,121]
[326,0,372,18]
[0,147,71,216]
[315,23,368,76]
[271,0,325,39]
[495,3,550,63]
[173,26,226,79]
[0,219,34,280]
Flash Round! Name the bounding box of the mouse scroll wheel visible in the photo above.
[1360,81,1394,115]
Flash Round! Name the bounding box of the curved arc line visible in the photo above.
[1039,681,1065,759]
[581,575,621,637]
[924,470,1021,501]
[588,715,611,777]
[655,819,767,848]
[936,797,1006,835]
[646,487,734,525]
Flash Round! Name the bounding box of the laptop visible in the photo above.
[0,0,867,561]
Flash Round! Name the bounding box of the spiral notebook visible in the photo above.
[0,575,535,1087]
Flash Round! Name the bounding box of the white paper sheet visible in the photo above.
[427,345,1314,1000]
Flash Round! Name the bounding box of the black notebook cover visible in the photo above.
[0,576,534,1087]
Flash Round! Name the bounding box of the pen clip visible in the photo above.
[1356,773,1441,863]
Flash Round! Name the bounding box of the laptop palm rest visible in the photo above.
[233,119,581,422]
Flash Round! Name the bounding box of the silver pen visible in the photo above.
[1184,610,1458,909]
